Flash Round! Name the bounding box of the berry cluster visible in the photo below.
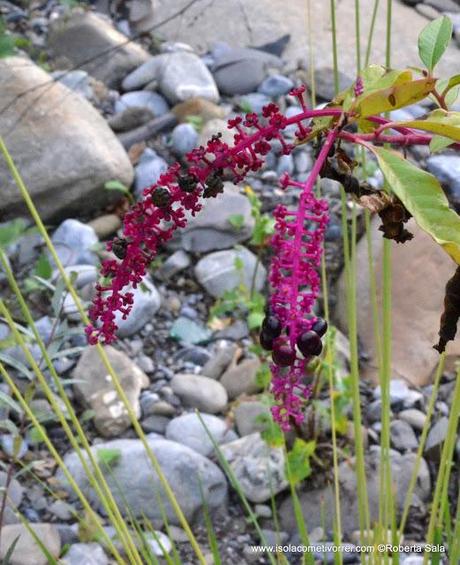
[260,314,327,363]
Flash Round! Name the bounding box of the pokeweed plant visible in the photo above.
[87,15,460,432]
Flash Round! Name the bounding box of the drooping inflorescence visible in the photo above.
[86,88,314,347]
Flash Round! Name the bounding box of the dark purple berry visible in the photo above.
[259,331,274,351]
[262,315,282,339]
[272,339,296,367]
[111,237,129,260]
[152,187,171,207]
[312,318,328,337]
[297,331,323,357]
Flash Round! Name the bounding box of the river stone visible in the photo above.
[234,400,271,436]
[56,437,228,525]
[258,74,294,97]
[52,69,94,100]
[195,247,266,298]
[336,219,460,386]
[390,420,419,451]
[175,184,254,252]
[424,417,449,460]
[114,91,170,117]
[48,10,149,87]
[0,523,61,565]
[165,413,230,456]
[114,275,161,337]
[171,123,199,156]
[62,543,108,565]
[0,57,133,221]
[171,373,228,413]
[108,107,155,132]
[212,47,283,95]
[73,345,149,437]
[279,449,430,535]
[220,356,262,400]
[172,97,226,123]
[198,118,235,149]
[123,52,219,103]
[51,219,98,267]
[219,433,288,503]
[398,409,427,431]
[134,148,168,199]
[0,471,24,525]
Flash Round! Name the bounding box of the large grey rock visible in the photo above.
[0,523,61,565]
[176,184,254,252]
[171,373,228,413]
[114,275,161,337]
[73,346,149,437]
[48,10,149,87]
[337,219,460,386]
[51,219,98,267]
[57,437,228,525]
[195,247,266,298]
[220,433,288,503]
[123,52,219,104]
[280,449,430,535]
[165,412,230,456]
[147,0,458,79]
[0,57,133,221]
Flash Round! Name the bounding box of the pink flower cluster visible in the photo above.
[86,86,332,429]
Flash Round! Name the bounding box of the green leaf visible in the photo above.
[34,253,52,280]
[418,16,453,72]
[0,390,22,415]
[247,311,264,331]
[97,448,121,469]
[228,214,245,230]
[430,135,455,153]
[3,535,20,565]
[440,74,460,101]
[371,146,460,265]
[0,18,15,59]
[258,412,284,447]
[255,364,271,388]
[0,219,28,248]
[395,109,460,142]
[104,180,131,198]
[285,438,316,485]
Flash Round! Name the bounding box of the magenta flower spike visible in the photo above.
[268,129,338,430]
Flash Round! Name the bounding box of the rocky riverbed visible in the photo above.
[0,1,460,563]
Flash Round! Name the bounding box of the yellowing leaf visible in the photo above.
[353,77,436,118]
[395,109,460,142]
[371,146,460,265]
